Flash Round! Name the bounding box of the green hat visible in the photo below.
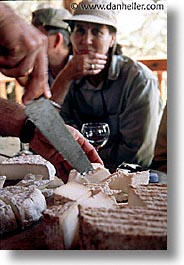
[64,0,118,31]
[32,8,72,30]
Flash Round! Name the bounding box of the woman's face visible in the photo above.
[70,21,115,55]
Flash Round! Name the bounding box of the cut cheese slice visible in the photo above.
[68,163,110,184]
[0,155,56,180]
[44,202,79,250]
[104,170,149,195]
[128,184,167,211]
[54,182,92,205]
[44,182,115,249]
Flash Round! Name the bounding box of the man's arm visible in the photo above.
[0,98,26,137]
[0,98,102,183]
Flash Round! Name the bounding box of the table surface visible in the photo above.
[0,219,48,250]
[0,196,54,250]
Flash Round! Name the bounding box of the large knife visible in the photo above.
[25,97,93,175]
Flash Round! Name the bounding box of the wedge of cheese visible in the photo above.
[103,170,149,196]
[44,202,79,250]
[128,184,167,211]
[0,155,56,180]
[68,163,110,184]
[78,206,167,250]
[44,182,115,249]
[54,182,92,205]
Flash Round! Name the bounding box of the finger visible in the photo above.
[0,34,40,77]
[88,52,107,60]
[55,165,68,183]
[31,44,51,99]
[66,125,103,164]
[54,161,72,184]
[91,59,107,67]
[86,60,107,75]
[86,67,105,76]
[77,136,103,164]
[22,50,51,104]
[87,69,104,75]
[0,53,37,77]
[0,46,25,68]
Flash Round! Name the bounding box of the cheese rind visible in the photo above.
[0,198,18,235]
[128,184,167,211]
[79,206,167,250]
[0,185,46,229]
[0,176,6,188]
[43,202,78,250]
[44,181,115,249]
[0,155,56,180]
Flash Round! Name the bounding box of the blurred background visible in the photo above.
[0,0,167,160]
[1,0,167,103]
[3,0,167,59]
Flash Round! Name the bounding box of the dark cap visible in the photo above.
[32,8,72,30]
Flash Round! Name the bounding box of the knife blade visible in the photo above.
[25,97,93,175]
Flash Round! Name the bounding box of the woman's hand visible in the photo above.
[62,52,107,80]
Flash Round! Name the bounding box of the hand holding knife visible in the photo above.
[25,97,94,175]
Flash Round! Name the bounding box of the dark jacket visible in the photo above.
[60,54,163,171]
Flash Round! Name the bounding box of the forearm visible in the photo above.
[51,52,105,105]
[0,98,26,137]
[59,93,79,129]
[51,69,72,105]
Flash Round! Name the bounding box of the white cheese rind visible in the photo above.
[0,185,46,229]
[0,176,6,188]
[0,155,56,180]
[0,198,18,235]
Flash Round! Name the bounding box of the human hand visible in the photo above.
[50,52,107,104]
[29,124,103,183]
[0,3,51,104]
[63,52,107,80]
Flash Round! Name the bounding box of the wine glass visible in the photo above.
[81,122,110,151]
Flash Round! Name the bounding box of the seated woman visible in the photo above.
[52,0,163,172]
